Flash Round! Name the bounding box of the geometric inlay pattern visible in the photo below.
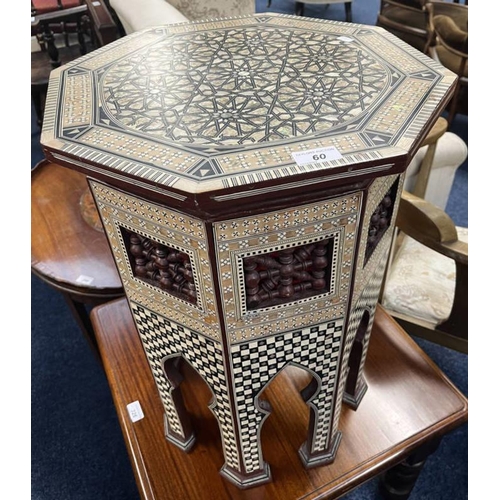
[38,13,459,491]
[213,191,361,343]
[352,173,403,303]
[89,180,221,339]
[102,27,389,147]
[332,245,389,434]
[123,228,197,304]
[131,302,241,471]
[42,14,457,195]
[231,320,343,472]
[363,177,398,265]
[243,237,337,310]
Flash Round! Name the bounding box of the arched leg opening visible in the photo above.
[343,309,372,409]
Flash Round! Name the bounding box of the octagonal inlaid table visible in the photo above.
[40,13,457,489]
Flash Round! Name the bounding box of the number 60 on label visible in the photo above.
[291,146,343,166]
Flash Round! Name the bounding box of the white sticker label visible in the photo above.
[92,1,101,6]
[338,36,353,42]
[76,275,94,285]
[127,401,144,423]
[291,146,343,166]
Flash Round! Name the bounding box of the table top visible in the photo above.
[41,14,456,198]
[90,299,467,500]
[31,159,123,296]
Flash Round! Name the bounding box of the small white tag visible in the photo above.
[338,36,353,42]
[291,146,343,166]
[31,16,35,22]
[92,1,101,6]
[76,275,94,285]
[127,401,144,422]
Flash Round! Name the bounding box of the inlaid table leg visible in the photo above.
[379,437,443,500]
[161,356,196,451]
[231,320,345,472]
[342,255,388,408]
[131,303,271,488]
[341,180,400,409]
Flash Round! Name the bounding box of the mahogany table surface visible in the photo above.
[90,298,467,500]
[31,159,123,297]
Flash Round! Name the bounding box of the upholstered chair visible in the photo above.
[381,191,467,353]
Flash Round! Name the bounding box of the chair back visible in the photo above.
[377,0,432,52]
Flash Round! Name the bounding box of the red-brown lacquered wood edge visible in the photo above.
[90,299,467,500]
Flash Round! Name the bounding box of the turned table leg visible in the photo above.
[379,437,442,500]
[62,293,103,364]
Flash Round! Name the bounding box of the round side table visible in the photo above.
[31,159,124,360]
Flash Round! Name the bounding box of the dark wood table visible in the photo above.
[90,298,467,499]
[31,160,124,357]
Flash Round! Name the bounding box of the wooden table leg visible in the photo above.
[295,2,305,15]
[62,293,103,365]
[379,437,442,500]
[345,2,352,22]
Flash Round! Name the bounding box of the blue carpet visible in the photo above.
[32,2,468,498]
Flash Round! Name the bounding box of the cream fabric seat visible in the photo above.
[403,131,467,210]
[380,190,468,353]
[110,0,188,34]
[382,226,467,327]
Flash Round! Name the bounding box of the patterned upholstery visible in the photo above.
[110,0,255,35]
[382,226,468,325]
[167,0,255,21]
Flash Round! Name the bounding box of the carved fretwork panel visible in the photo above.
[243,239,335,310]
[364,179,399,265]
[122,229,197,304]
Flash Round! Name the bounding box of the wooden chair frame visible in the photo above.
[31,0,117,126]
[426,1,468,125]
[382,190,468,353]
[377,0,433,53]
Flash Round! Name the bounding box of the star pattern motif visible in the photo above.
[102,27,389,147]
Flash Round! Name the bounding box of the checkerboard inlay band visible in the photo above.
[231,320,343,472]
[131,303,241,470]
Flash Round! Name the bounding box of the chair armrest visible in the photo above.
[419,116,447,148]
[397,191,467,264]
[433,14,468,52]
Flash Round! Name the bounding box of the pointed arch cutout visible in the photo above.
[160,353,219,451]
[345,308,371,396]
[253,362,323,458]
